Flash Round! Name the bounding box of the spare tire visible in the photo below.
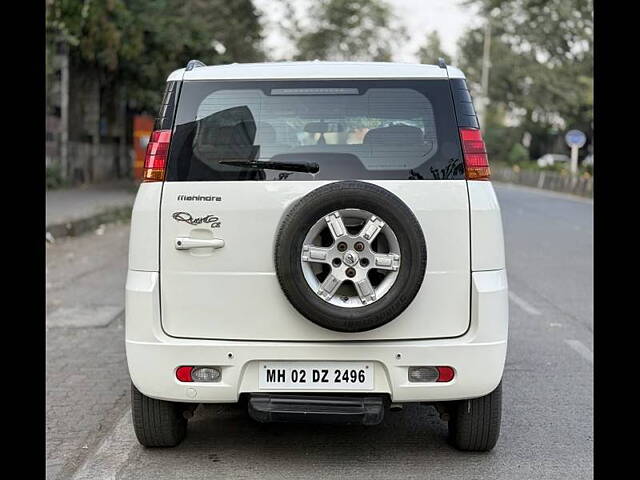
[275,181,427,332]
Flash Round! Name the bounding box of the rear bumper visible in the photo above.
[126,269,508,403]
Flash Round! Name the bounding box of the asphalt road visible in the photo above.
[45,183,593,479]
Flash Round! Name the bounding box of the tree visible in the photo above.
[279,0,407,61]
[416,32,450,65]
[46,0,266,113]
[46,0,266,183]
[456,0,592,161]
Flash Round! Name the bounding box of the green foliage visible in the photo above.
[46,164,66,190]
[46,0,265,112]
[280,0,407,61]
[416,32,450,65]
[472,0,592,65]
[457,0,592,165]
[506,142,528,165]
[46,0,142,72]
[121,0,265,111]
[482,120,524,163]
[539,162,568,173]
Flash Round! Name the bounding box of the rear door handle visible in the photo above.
[175,237,225,250]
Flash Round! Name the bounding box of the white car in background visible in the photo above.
[126,60,508,452]
[536,153,570,168]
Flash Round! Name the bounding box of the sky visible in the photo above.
[254,0,480,64]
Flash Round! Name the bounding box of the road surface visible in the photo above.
[45,184,593,479]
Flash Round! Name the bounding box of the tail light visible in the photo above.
[459,128,490,180]
[143,129,172,182]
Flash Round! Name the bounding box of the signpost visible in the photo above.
[565,129,586,175]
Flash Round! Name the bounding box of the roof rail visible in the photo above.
[437,57,447,69]
[186,59,206,71]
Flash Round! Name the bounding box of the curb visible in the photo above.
[46,204,133,240]
[491,166,593,198]
[492,181,593,203]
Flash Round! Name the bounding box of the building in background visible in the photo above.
[46,44,134,186]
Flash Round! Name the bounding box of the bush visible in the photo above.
[46,164,65,189]
[483,125,522,164]
[506,143,529,165]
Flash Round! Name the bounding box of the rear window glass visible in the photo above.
[166,80,464,181]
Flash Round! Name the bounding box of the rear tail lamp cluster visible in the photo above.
[176,366,221,383]
[408,366,455,383]
[459,128,490,180]
[143,129,172,182]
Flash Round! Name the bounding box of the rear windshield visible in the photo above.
[166,80,464,181]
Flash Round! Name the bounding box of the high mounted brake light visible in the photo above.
[143,129,172,182]
[459,128,490,180]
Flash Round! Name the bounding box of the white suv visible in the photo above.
[126,60,508,452]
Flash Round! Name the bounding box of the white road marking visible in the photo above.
[565,340,593,364]
[71,408,137,480]
[508,291,541,316]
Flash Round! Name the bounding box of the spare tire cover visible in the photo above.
[275,181,427,332]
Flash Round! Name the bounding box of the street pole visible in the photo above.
[479,18,491,130]
[565,130,586,176]
[570,146,579,175]
[60,42,69,183]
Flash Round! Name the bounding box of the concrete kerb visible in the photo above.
[46,205,133,240]
[491,166,593,198]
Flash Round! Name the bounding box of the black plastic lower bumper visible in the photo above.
[247,394,385,426]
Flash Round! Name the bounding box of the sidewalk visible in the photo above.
[46,180,138,239]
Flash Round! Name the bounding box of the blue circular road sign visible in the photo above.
[565,130,586,148]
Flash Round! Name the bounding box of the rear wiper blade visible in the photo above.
[218,160,319,174]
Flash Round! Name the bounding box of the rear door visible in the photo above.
[159,78,470,341]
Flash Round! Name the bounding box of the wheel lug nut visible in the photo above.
[360,258,369,267]
[337,242,348,252]
[354,242,365,252]
[345,267,356,278]
[332,258,342,267]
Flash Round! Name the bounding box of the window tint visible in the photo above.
[166,80,464,181]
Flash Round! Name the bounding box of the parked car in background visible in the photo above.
[536,153,570,168]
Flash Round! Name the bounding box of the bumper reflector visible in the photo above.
[176,366,193,382]
[436,366,455,382]
[408,366,455,383]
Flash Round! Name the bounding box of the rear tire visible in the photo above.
[131,382,188,447]
[447,381,502,452]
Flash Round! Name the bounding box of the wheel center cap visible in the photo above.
[343,250,359,266]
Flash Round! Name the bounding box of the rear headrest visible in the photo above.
[199,121,255,146]
[363,125,424,145]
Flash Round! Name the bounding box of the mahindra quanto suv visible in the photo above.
[126,60,508,451]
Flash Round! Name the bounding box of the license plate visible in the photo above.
[259,361,374,390]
